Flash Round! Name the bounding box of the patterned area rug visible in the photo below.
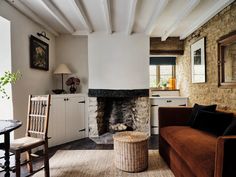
[34,150,174,177]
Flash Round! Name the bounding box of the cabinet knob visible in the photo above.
[166,100,172,103]
[78,101,85,103]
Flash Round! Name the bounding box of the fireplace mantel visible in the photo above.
[88,89,149,97]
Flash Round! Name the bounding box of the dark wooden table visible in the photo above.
[0,120,22,177]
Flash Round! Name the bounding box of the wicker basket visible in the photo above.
[113,131,149,172]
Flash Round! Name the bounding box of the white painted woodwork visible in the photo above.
[101,0,112,34]
[72,0,93,33]
[161,0,200,41]
[6,0,234,39]
[48,94,86,147]
[6,0,58,36]
[38,0,74,33]
[72,30,89,36]
[48,97,66,146]
[150,97,188,134]
[145,0,169,35]
[151,90,180,97]
[127,0,138,35]
[65,97,85,142]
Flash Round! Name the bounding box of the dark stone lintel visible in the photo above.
[88,89,149,97]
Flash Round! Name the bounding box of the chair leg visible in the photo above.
[44,141,50,177]
[26,150,33,173]
[15,152,21,177]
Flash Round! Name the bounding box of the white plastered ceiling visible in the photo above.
[7,0,234,40]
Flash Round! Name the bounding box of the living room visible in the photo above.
[0,0,235,177]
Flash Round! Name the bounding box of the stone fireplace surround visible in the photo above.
[88,89,150,143]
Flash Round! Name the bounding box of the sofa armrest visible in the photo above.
[215,136,236,177]
[159,107,193,129]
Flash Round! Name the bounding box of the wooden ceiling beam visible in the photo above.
[150,37,184,55]
[161,0,200,41]
[127,0,138,35]
[39,0,74,33]
[72,0,93,33]
[145,0,169,36]
[102,0,112,34]
[6,0,59,36]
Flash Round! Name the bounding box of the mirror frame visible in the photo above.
[218,31,236,88]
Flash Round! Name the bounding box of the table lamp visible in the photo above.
[54,64,72,92]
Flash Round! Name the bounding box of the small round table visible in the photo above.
[0,120,22,177]
[113,131,149,172]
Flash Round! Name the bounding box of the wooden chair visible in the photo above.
[10,95,51,177]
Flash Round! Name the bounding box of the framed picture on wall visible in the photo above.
[30,35,49,71]
[191,37,206,83]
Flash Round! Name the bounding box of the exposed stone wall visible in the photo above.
[88,97,99,137]
[176,2,236,113]
[88,97,150,137]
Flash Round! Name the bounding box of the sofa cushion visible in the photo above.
[223,118,236,135]
[188,103,217,126]
[192,110,233,136]
[160,126,217,177]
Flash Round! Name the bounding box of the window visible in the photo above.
[149,65,175,88]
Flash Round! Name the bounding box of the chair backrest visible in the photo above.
[26,95,51,139]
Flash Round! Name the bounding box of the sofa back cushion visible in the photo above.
[188,104,217,126]
[192,110,233,136]
[223,118,236,135]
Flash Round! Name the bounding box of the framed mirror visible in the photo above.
[191,37,206,83]
[218,31,236,88]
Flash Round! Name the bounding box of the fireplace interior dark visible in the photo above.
[97,97,137,136]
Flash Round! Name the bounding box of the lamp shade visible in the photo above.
[54,64,72,74]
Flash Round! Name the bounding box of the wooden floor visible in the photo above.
[0,135,158,176]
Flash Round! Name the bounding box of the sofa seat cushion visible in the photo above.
[161,126,217,177]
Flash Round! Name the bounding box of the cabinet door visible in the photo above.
[48,97,66,147]
[65,96,85,142]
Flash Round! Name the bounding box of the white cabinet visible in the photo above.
[48,94,87,147]
[150,97,188,134]
[151,90,180,97]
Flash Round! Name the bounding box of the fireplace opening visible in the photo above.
[88,89,150,144]
[97,97,136,136]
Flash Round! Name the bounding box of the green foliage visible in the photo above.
[160,80,168,87]
[0,71,21,99]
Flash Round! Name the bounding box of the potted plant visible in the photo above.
[0,71,20,99]
[160,80,168,90]
[66,77,80,94]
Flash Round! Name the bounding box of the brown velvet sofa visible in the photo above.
[159,107,236,177]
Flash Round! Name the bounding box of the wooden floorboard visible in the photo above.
[0,135,158,176]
